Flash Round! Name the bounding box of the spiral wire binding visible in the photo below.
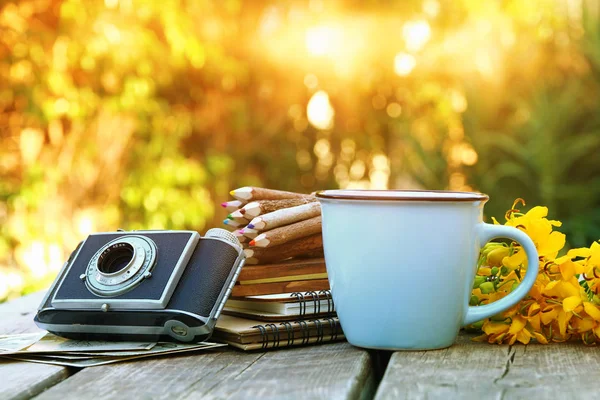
[265,323,280,348]
[306,291,320,314]
[281,321,294,347]
[251,290,339,349]
[311,318,324,344]
[253,317,340,349]
[289,290,334,318]
[253,324,268,350]
[319,289,335,314]
[295,320,310,345]
[325,317,339,341]
[290,292,306,317]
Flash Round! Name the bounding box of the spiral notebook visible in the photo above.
[213,314,344,351]
[224,290,336,321]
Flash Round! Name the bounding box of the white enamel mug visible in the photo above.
[316,190,538,350]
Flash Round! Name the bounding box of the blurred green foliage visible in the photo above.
[0,0,599,300]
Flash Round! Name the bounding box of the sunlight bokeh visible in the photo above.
[1,0,600,300]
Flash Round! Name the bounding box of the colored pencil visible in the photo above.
[223,219,243,228]
[249,216,322,248]
[221,200,246,213]
[230,187,311,201]
[247,202,321,231]
[241,197,316,218]
[240,227,259,239]
[227,215,248,224]
[229,209,251,220]
[243,233,323,264]
[233,230,247,243]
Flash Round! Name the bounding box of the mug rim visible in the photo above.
[315,189,489,202]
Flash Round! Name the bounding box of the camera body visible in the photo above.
[35,229,245,342]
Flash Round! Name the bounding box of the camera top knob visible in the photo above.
[205,228,239,246]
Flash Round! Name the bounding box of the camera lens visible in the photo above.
[98,243,134,275]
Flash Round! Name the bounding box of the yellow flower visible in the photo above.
[471,199,600,345]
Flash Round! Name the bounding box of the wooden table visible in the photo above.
[1,292,599,400]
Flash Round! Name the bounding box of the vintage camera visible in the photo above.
[35,229,245,342]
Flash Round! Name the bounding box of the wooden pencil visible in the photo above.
[233,230,247,244]
[230,187,311,201]
[247,202,321,231]
[249,216,322,248]
[223,219,243,228]
[226,215,249,224]
[229,209,252,220]
[243,234,323,264]
[241,197,316,218]
[220,200,246,213]
[239,227,259,239]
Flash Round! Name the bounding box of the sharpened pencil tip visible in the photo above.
[226,214,234,220]
[220,202,227,208]
[238,228,245,233]
[229,190,235,196]
[249,240,256,246]
[247,223,254,229]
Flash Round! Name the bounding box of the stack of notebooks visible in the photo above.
[213,258,344,350]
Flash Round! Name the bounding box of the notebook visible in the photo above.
[213,314,344,351]
[224,290,336,321]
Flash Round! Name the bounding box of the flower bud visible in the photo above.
[500,266,509,276]
[470,295,480,306]
[486,246,510,267]
[491,267,499,276]
[482,242,504,257]
[472,276,486,289]
[480,281,495,294]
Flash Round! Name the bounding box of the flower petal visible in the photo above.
[560,260,577,281]
[483,322,509,336]
[508,316,526,335]
[584,302,600,322]
[516,329,531,344]
[539,231,566,257]
[541,306,557,325]
[525,206,549,219]
[503,250,526,269]
[533,332,548,344]
[571,317,595,333]
[563,296,582,313]
[529,313,541,331]
[557,310,571,336]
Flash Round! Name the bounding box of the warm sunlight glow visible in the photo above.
[403,20,431,52]
[394,52,417,76]
[307,90,335,130]
[305,25,341,56]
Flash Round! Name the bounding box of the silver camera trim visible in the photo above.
[35,308,212,342]
[85,235,157,296]
[51,231,200,310]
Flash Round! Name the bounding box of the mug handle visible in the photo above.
[462,224,539,326]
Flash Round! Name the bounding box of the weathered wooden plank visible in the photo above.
[0,291,71,400]
[35,342,374,400]
[375,332,600,400]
